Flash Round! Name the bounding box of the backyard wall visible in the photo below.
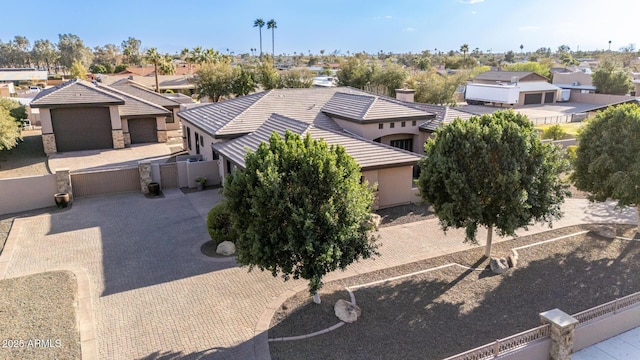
[0,174,57,215]
[569,92,631,105]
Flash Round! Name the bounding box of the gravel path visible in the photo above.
[269,224,640,360]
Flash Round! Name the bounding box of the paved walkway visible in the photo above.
[0,190,637,359]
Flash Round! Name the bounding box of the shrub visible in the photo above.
[207,202,237,246]
[566,145,577,163]
[541,125,567,140]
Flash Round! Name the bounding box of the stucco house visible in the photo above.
[31,79,171,154]
[552,70,596,94]
[468,71,561,105]
[110,80,183,130]
[176,87,439,208]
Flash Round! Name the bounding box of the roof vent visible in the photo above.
[510,76,518,84]
[572,81,579,86]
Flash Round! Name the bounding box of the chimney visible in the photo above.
[395,88,416,103]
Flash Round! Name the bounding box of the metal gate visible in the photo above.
[71,167,140,198]
[160,163,178,188]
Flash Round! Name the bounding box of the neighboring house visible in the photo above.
[109,75,195,94]
[552,70,596,94]
[466,71,561,106]
[0,69,48,84]
[411,103,476,136]
[110,80,183,130]
[177,87,437,208]
[30,79,170,154]
[0,83,15,97]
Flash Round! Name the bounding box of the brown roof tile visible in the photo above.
[30,79,125,108]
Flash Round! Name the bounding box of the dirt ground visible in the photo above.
[0,128,49,179]
[269,224,640,360]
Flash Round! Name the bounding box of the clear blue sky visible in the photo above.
[2,0,638,56]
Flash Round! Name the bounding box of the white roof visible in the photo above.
[516,82,561,92]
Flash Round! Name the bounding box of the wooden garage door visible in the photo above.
[128,118,157,144]
[524,93,543,105]
[51,107,113,152]
[544,92,555,103]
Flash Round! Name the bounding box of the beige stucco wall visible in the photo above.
[332,118,422,141]
[0,174,57,215]
[155,116,167,131]
[182,120,225,161]
[108,105,122,130]
[362,166,418,209]
[570,92,631,105]
[40,108,53,133]
[165,108,180,130]
[552,72,593,86]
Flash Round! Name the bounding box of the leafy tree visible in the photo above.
[417,110,569,257]
[69,60,88,79]
[407,69,467,106]
[231,65,258,96]
[121,37,142,65]
[336,56,372,89]
[223,131,378,302]
[460,44,469,60]
[503,50,515,63]
[0,98,24,150]
[207,202,238,246]
[57,33,93,70]
[281,69,314,88]
[592,60,632,95]
[267,19,277,58]
[253,18,265,59]
[195,61,235,102]
[31,39,59,71]
[571,104,640,232]
[540,125,567,140]
[92,43,121,69]
[257,62,282,90]
[90,64,108,74]
[505,61,551,79]
[370,61,408,97]
[114,63,128,73]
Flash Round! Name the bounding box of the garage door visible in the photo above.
[524,93,543,105]
[51,107,113,152]
[128,118,157,144]
[544,92,555,103]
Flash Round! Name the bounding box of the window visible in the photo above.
[166,115,175,124]
[390,122,395,129]
[212,148,220,160]
[401,121,406,127]
[412,165,421,188]
[378,123,384,129]
[195,131,200,154]
[390,138,413,152]
[412,120,416,126]
[187,127,192,150]
[200,135,204,145]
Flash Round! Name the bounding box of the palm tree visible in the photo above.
[267,19,277,59]
[520,44,524,54]
[460,44,469,60]
[144,47,162,93]
[254,18,265,60]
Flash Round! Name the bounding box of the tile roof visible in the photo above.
[113,75,195,90]
[473,71,545,82]
[413,104,476,132]
[111,81,181,107]
[97,85,170,117]
[516,81,561,92]
[30,79,125,108]
[321,92,433,122]
[213,113,421,170]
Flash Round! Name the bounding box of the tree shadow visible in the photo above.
[268,232,640,359]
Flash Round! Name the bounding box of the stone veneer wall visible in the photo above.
[138,161,152,194]
[112,129,125,149]
[55,168,73,199]
[42,134,57,155]
[123,132,131,146]
[157,130,167,143]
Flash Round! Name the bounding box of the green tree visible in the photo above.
[223,131,378,302]
[504,50,515,63]
[407,69,467,106]
[69,60,88,79]
[541,125,567,140]
[417,110,569,257]
[257,62,282,90]
[336,56,371,89]
[571,104,640,232]
[253,18,265,60]
[195,61,235,102]
[90,64,108,74]
[592,60,632,95]
[57,33,93,71]
[505,61,551,79]
[114,63,128,73]
[0,98,24,150]
[281,68,314,88]
[460,44,469,60]
[31,39,59,72]
[267,19,277,59]
[121,37,142,65]
[231,65,258,96]
[370,61,408,97]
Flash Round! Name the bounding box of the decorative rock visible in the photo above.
[334,299,361,323]
[216,241,236,256]
[594,226,616,239]
[369,214,382,229]
[507,250,519,268]
[490,257,509,274]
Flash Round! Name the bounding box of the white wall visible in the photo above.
[0,174,57,215]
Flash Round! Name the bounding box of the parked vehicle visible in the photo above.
[465,83,519,105]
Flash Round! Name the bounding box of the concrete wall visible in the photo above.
[552,72,593,86]
[570,92,631,105]
[501,339,551,360]
[0,174,57,215]
[362,166,418,209]
[573,304,640,352]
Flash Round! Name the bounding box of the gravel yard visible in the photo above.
[269,224,640,360]
[0,271,81,360]
[0,129,49,179]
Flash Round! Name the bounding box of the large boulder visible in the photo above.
[334,299,361,323]
[216,241,236,256]
[490,257,509,274]
[593,226,616,239]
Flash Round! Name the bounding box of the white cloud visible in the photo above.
[460,0,484,4]
[403,27,415,32]
[471,11,477,14]
[519,25,541,32]
[385,15,392,19]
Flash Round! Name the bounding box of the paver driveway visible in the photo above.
[1,189,636,359]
